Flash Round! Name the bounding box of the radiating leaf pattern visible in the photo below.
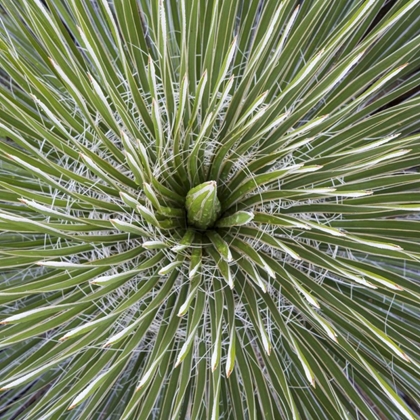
[0,0,420,419]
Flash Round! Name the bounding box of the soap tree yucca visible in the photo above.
[0,0,420,418]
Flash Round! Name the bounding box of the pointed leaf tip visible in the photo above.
[216,211,254,227]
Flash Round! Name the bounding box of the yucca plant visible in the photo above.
[1,0,420,419]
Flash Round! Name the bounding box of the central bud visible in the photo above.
[185,181,221,230]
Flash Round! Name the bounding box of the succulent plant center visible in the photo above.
[185,181,221,230]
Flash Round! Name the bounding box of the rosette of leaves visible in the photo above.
[1,0,420,419]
